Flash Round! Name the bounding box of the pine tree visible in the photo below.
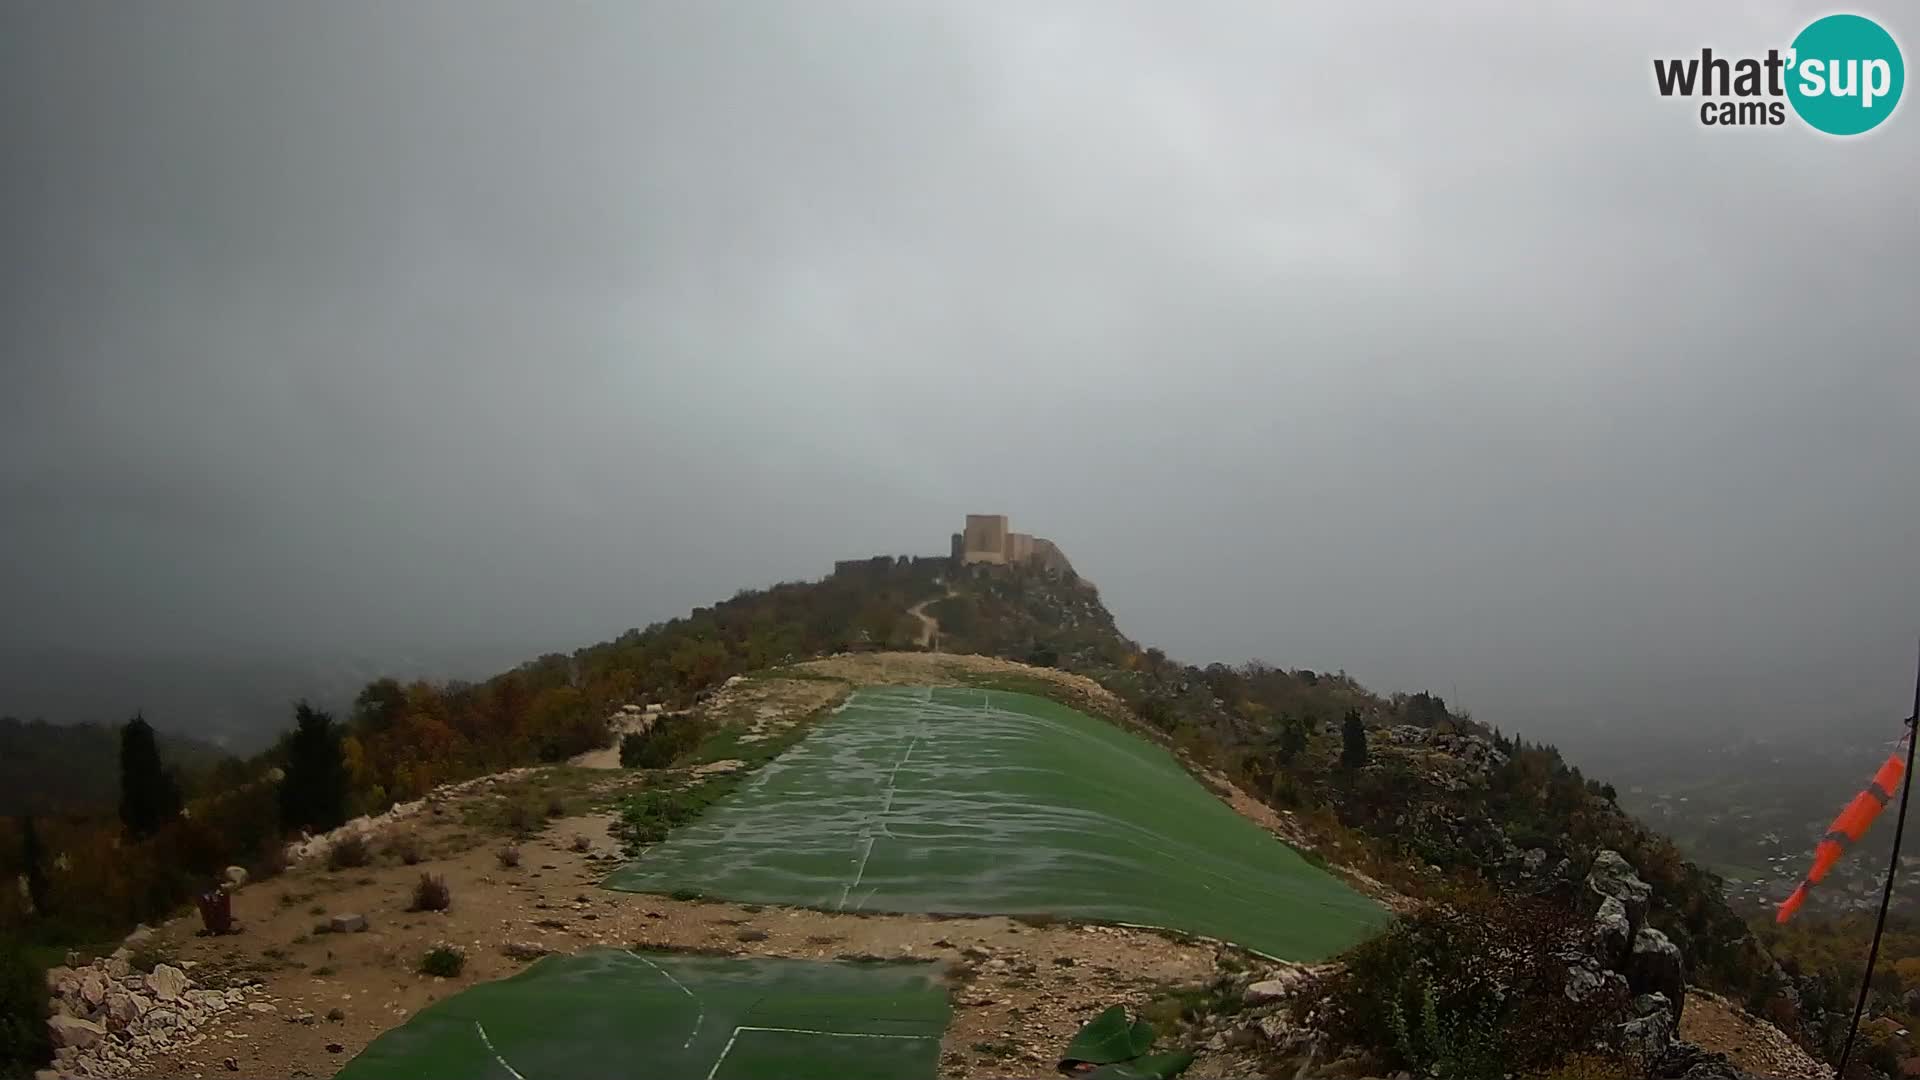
[279,702,349,834]
[118,713,181,838]
[1340,709,1368,769]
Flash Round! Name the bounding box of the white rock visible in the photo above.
[145,964,189,1002]
[79,970,109,1008]
[1244,979,1293,1005]
[104,991,144,1030]
[48,1015,106,1049]
[223,865,249,889]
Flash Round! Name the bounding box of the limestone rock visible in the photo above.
[145,964,189,1003]
[78,970,109,1009]
[223,865,249,889]
[1564,958,1629,1006]
[48,1015,106,1050]
[103,992,144,1030]
[1594,895,1632,968]
[1244,979,1293,1005]
[1587,850,1652,929]
[1621,993,1676,1060]
[1628,928,1685,1021]
[329,913,368,934]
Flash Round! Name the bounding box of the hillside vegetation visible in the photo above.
[0,717,228,816]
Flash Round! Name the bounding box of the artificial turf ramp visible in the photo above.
[606,686,1386,960]
[333,950,950,1080]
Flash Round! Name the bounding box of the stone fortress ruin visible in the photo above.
[951,514,1073,575]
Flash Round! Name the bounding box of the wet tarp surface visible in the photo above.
[334,950,950,1080]
[605,686,1386,960]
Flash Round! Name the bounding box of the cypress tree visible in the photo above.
[279,702,348,834]
[118,714,181,838]
[1340,709,1369,770]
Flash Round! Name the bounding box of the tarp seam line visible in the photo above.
[474,1021,528,1080]
[628,951,706,1051]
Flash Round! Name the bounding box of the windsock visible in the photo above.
[1777,741,1908,923]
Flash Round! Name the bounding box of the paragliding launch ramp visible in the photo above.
[605,686,1385,961]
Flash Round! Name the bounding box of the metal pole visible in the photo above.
[1836,640,1920,1078]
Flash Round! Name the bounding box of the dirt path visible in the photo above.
[1682,990,1831,1079]
[907,592,951,649]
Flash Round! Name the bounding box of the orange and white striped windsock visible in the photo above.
[1778,739,1908,923]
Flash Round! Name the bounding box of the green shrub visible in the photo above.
[614,776,739,848]
[0,939,51,1076]
[418,945,465,978]
[620,717,707,769]
[1308,895,1625,1078]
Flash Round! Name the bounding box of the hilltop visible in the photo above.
[0,529,1847,1079]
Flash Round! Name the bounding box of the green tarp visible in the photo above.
[334,951,950,1080]
[607,686,1386,960]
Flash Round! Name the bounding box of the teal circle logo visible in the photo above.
[1787,14,1904,135]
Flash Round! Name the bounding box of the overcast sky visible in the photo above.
[3,2,1915,745]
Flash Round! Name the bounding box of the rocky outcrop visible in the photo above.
[1622,993,1677,1060]
[1630,928,1686,1023]
[1594,895,1632,966]
[1564,956,1630,1007]
[1580,850,1689,1039]
[44,943,270,1077]
[1587,850,1653,930]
